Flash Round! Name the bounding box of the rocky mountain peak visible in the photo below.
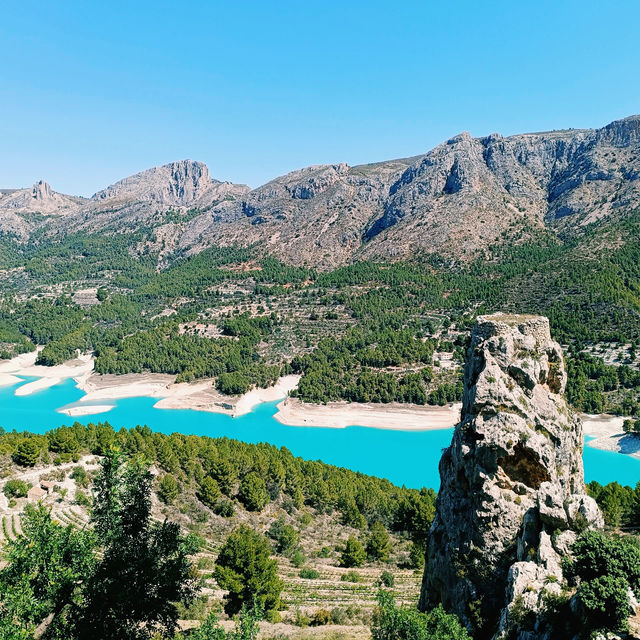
[419,314,603,638]
[5,114,640,264]
[93,159,215,206]
[32,180,54,201]
[598,114,640,147]
[165,160,211,202]
[0,180,80,238]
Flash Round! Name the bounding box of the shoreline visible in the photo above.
[58,404,116,417]
[0,349,94,396]
[581,413,640,460]
[0,350,463,430]
[1,351,637,442]
[274,397,462,430]
[152,374,302,417]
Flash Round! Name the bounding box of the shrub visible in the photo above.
[564,530,640,633]
[330,607,349,625]
[294,608,311,628]
[268,517,299,555]
[409,541,426,569]
[214,525,283,617]
[378,571,395,587]
[157,474,179,504]
[214,499,235,518]
[341,570,360,583]
[366,522,391,561]
[74,489,91,507]
[311,608,331,626]
[190,605,261,640]
[299,568,319,580]
[290,550,306,568]
[197,476,221,509]
[3,480,31,499]
[70,465,88,487]
[12,439,40,467]
[371,591,470,640]
[341,536,366,568]
[578,575,630,633]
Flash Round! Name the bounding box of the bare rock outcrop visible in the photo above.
[419,313,603,639]
[0,180,81,215]
[0,181,84,238]
[43,160,250,248]
[182,114,640,266]
[178,159,415,269]
[92,160,248,208]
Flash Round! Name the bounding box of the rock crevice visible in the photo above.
[419,313,603,639]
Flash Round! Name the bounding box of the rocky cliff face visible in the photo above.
[43,160,250,241]
[3,115,640,265]
[0,180,82,214]
[171,114,640,267]
[359,116,640,263]
[91,160,245,207]
[419,314,603,639]
[178,158,416,268]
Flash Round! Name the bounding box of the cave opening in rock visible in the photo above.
[497,442,550,489]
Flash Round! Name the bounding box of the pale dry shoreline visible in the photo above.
[0,350,463,430]
[1,351,638,443]
[152,374,302,417]
[0,349,94,396]
[59,404,116,417]
[581,413,640,460]
[274,397,462,430]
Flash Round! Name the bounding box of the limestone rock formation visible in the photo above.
[44,160,250,251]
[0,180,82,215]
[91,159,246,207]
[178,158,415,268]
[419,313,603,639]
[0,181,84,238]
[180,114,640,266]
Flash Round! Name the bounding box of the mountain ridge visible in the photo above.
[2,114,639,268]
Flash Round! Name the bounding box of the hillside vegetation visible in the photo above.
[0,423,454,639]
[1,212,640,417]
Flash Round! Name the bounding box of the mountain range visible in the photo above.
[2,114,639,268]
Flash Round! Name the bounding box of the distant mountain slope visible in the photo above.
[2,115,639,267]
[178,158,419,267]
[176,115,640,267]
[91,160,250,209]
[0,180,85,239]
[357,116,640,263]
[55,160,250,237]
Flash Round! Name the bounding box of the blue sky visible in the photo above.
[1,0,639,196]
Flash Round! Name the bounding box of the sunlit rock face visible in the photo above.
[419,313,603,639]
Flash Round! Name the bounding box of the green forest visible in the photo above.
[0,423,437,546]
[0,211,639,415]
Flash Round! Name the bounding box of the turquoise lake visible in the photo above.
[1,377,639,490]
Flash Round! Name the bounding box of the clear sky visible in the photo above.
[1,0,639,196]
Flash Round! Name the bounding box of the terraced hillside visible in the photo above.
[0,438,429,639]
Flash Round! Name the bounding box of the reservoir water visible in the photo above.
[1,377,638,490]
